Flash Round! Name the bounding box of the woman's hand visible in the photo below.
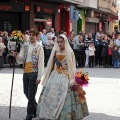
[12,52,18,58]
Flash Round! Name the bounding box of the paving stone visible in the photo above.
[0,68,120,120]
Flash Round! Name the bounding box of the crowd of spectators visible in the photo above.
[0,28,120,70]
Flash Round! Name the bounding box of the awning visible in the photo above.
[108,15,118,22]
[86,17,99,23]
[34,18,46,22]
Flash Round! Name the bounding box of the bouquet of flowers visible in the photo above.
[73,70,89,90]
[10,30,24,43]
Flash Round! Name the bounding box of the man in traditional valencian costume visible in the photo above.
[13,28,44,120]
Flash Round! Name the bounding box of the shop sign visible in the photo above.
[44,8,52,14]
[25,6,30,11]
[37,7,40,12]
[0,4,11,11]
[46,19,52,26]
[0,2,30,12]
[35,4,57,15]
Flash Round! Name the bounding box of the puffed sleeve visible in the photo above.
[16,46,24,64]
[37,46,44,80]
[69,52,76,86]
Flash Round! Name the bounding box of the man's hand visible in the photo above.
[36,79,40,85]
[81,43,84,46]
[12,52,18,58]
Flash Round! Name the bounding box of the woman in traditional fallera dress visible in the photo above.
[37,34,89,120]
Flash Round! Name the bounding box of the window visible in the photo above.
[4,22,11,32]
[107,0,111,2]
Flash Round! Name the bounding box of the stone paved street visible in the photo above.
[0,68,120,120]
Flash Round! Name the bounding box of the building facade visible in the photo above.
[0,0,117,35]
[77,0,118,34]
[56,0,84,35]
[30,0,58,32]
[98,0,118,33]
[77,0,98,34]
[0,0,84,35]
[0,0,30,34]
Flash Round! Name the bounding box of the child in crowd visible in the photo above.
[88,42,96,68]
[112,46,120,68]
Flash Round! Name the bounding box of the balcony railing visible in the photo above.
[44,0,83,5]
[63,0,83,5]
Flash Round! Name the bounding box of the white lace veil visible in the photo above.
[41,34,76,86]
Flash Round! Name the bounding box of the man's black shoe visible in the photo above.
[25,118,32,120]
[33,114,37,118]
[25,116,32,120]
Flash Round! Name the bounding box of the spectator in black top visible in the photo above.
[101,35,109,68]
[94,34,102,66]
[112,46,119,68]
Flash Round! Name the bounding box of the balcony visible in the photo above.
[44,0,83,5]
[98,0,108,8]
[64,0,83,5]
[78,0,97,9]
[63,0,83,4]
[98,0,117,15]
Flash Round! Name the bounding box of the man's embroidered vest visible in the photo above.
[23,43,40,73]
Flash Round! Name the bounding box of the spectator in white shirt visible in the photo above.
[49,28,55,39]
[44,33,54,67]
